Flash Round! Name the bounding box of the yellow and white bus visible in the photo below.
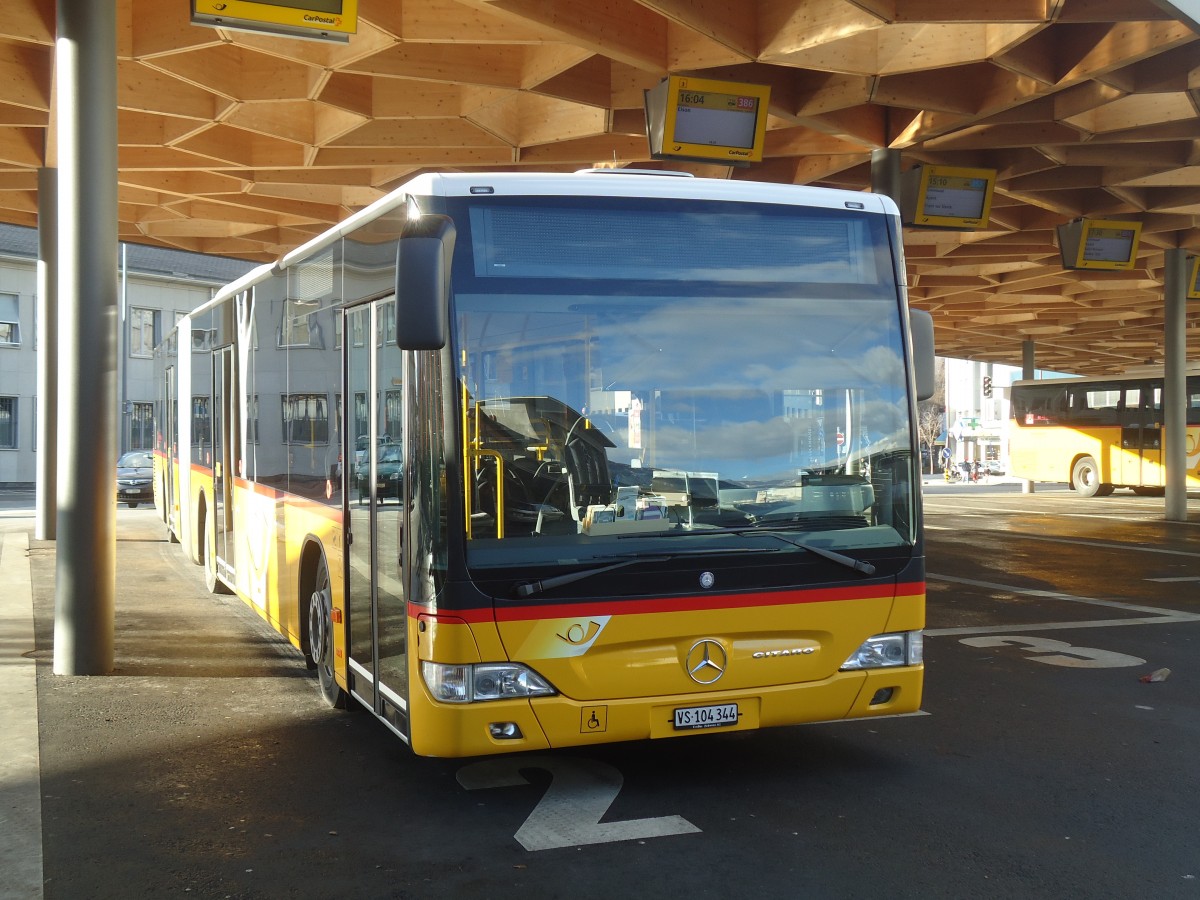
[154,170,932,757]
[1009,371,1200,496]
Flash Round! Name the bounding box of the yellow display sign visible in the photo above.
[901,164,996,230]
[192,0,357,42]
[1056,218,1142,271]
[1188,255,1200,299]
[645,75,770,166]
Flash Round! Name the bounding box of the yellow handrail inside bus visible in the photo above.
[463,382,507,539]
[466,449,504,539]
[462,378,470,533]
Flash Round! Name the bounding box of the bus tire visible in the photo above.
[1071,456,1102,498]
[307,552,348,709]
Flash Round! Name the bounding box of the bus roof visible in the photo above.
[1012,364,1200,387]
[200,169,899,315]
[405,169,897,213]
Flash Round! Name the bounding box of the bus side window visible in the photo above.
[1071,386,1119,426]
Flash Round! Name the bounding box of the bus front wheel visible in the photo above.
[1071,456,1104,498]
[307,553,348,709]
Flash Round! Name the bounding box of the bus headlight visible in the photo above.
[840,631,923,670]
[421,661,557,703]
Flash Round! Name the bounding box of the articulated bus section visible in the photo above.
[155,170,930,758]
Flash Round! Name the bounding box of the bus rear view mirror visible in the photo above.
[910,308,935,401]
[396,215,455,350]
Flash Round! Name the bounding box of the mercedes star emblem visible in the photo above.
[685,639,727,685]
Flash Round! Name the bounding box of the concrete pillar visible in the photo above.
[1163,249,1187,522]
[52,0,117,675]
[1022,339,1035,380]
[870,149,902,203]
[1021,340,1035,494]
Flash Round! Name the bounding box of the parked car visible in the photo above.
[116,450,153,508]
[985,460,1005,476]
[355,443,403,502]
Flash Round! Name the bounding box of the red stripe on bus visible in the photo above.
[411,581,925,623]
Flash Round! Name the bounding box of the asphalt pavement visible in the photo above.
[4,485,1200,899]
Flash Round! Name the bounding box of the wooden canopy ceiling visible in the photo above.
[1,0,1199,375]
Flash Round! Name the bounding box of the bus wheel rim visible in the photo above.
[309,589,328,666]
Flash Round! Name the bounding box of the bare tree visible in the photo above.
[915,359,947,474]
[917,404,944,474]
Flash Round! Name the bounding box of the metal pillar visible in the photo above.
[1163,249,1187,522]
[1021,340,1035,493]
[870,148,903,203]
[120,243,128,453]
[53,0,117,675]
[36,168,58,541]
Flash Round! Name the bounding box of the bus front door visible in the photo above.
[163,365,177,532]
[345,300,409,738]
[212,345,234,581]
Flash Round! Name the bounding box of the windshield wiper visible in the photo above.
[512,547,773,599]
[655,524,877,576]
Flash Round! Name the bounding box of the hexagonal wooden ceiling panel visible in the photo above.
[1,0,1199,375]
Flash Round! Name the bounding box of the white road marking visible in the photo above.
[458,756,699,851]
[926,616,1200,637]
[926,572,1200,637]
[927,524,1200,557]
[958,635,1145,668]
[930,573,1195,617]
[925,504,1163,521]
[1147,576,1200,583]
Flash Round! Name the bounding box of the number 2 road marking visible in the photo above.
[457,755,701,851]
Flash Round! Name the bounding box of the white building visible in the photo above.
[942,357,1025,468]
[0,224,255,486]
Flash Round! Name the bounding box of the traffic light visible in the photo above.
[982,375,993,398]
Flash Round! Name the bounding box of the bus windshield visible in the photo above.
[449,195,916,568]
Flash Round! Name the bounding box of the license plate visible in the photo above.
[673,703,738,730]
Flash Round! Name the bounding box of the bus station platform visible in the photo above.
[0,498,379,900]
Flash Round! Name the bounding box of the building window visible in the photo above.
[129,307,158,358]
[282,393,328,445]
[384,388,403,442]
[353,391,368,438]
[192,396,211,446]
[376,300,396,347]
[0,293,20,347]
[130,402,154,450]
[247,394,259,444]
[0,397,16,448]
[280,299,320,347]
[190,328,214,353]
